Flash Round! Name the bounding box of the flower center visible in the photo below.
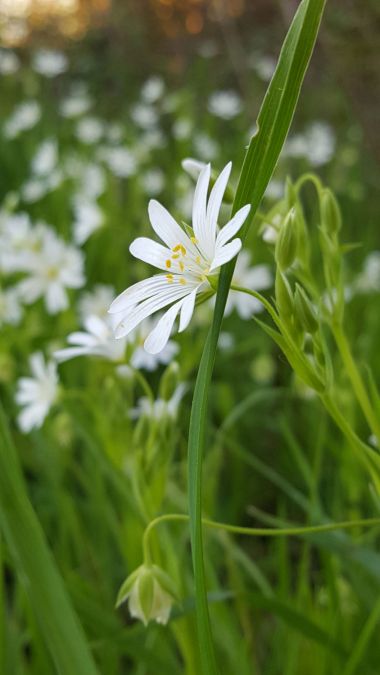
[165,241,209,284]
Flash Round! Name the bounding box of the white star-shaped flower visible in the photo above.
[109,162,251,354]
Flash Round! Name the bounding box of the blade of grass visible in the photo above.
[187,0,326,671]
[0,405,100,675]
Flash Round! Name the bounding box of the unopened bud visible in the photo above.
[275,270,293,318]
[116,564,176,626]
[275,209,298,271]
[321,189,342,236]
[294,284,318,334]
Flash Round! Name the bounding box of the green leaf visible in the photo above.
[0,405,100,675]
[187,0,326,672]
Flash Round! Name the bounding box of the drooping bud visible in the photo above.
[116,564,176,626]
[275,209,298,271]
[294,284,318,334]
[275,270,294,318]
[321,189,342,236]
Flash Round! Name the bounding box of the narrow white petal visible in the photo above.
[209,239,242,271]
[144,300,184,354]
[192,163,211,256]
[215,204,251,249]
[109,276,173,314]
[148,200,194,251]
[130,237,170,271]
[54,347,91,362]
[178,288,198,332]
[206,162,232,245]
[67,332,97,347]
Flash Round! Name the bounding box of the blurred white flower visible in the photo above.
[172,118,192,141]
[0,213,44,273]
[0,286,23,327]
[17,229,85,314]
[72,199,103,245]
[129,383,186,421]
[109,162,250,354]
[3,101,41,139]
[141,169,164,195]
[225,251,272,319]
[130,103,158,129]
[265,180,284,201]
[219,332,234,351]
[78,284,115,323]
[99,146,137,178]
[262,213,282,244]
[116,564,176,626]
[32,49,68,77]
[141,76,165,103]
[208,90,242,120]
[60,87,92,118]
[251,54,276,81]
[354,251,380,293]
[31,139,58,176]
[193,132,218,160]
[54,314,127,363]
[21,170,64,204]
[75,117,104,144]
[67,160,106,200]
[16,352,59,433]
[130,318,179,371]
[284,122,335,167]
[0,49,20,75]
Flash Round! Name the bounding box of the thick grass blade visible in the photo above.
[187,1,326,672]
[0,405,100,675]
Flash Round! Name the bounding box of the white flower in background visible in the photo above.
[78,284,115,323]
[54,314,127,363]
[0,213,45,273]
[284,122,335,167]
[208,90,242,120]
[16,352,59,433]
[17,229,85,314]
[141,169,165,195]
[21,179,49,203]
[265,180,284,201]
[75,117,104,144]
[141,76,165,103]
[60,85,92,118]
[98,146,137,178]
[106,123,124,143]
[262,213,282,244]
[225,251,272,319]
[130,317,179,371]
[31,139,58,176]
[3,101,41,139]
[66,160,106,200]
[172,118,192,141]
[0,286,23,327]
[72,198,103,245]
[219,332,234,351]
[193,133,218,160]
[251,53,276,81]
[0,49,20,75]
[135,129,165,158]
[129,383,186,421]
[130,103,158,129]
[109,162,250,353]
[181,158,206,181]
[354,251,380,293]
[32,49,68,77]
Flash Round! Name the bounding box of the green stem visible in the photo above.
[332,323,380,440]
[143,513,380,562]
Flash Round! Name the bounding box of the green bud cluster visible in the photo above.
[275,208,298,271]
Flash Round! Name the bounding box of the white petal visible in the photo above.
[144,300,184,354]
[109,276,174,314]
[130,237,170,271]
[192,164,211,256]
[215,204,250,249]
[148,200,194,251]
[54,347,91,362]
[67,332,97,347]
[178,288,198,332]
[206,162,232,245]
[209,239,242,271]
[84,315,109,339]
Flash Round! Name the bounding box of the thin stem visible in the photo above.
[332,322,380,440]
[142,513,380,563]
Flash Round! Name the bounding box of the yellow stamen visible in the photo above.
[180,245,186,255]
[179,261,184,272]
[179,278,187,285]
[166,274,174,283]
[165,259,171,269]
[172,253,180,259]
[195,256,201,264]
[172,244,181,252]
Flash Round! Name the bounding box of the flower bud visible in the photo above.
[321,189,341,236]
[294,284,318,334]
[116,564,176,626]
[275,270,294,318]
[275,209,298,271]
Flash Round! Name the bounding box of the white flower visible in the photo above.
[225,251,272,319]
[78,284,115,323]
[60,86,92,118]
[72,199,103,245]
[130,318,179,371]
[17,229,85,314]
[141,169,164,195]
[16,353,59,433]
[109,162,250,354]
[130,103,158,129]
[0,213,44,273]
[265,180,284,201]
[354,251,380,293]
[32,49,68,77]
[116,564,176,626]
[0,49,20,75]
[208,90,242,120]
[284,122,335,167]
[141,76,165,103]
[0,286,23,327]
[3,101,41,139]
[31,139,58,176]
[251,54,276,81]
[172,118,192,140]
[99,146,137,178]
[54,315,127,363]
[181,158,206,181]
[129,383,186,421]
[193,133,218,160]
[75,117,104,144]
[66,160,106,200]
